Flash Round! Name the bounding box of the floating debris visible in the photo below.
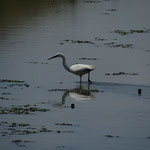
[105,72,139,76]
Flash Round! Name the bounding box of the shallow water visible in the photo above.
[0,0,150,150]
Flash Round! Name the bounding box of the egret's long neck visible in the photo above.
[61,55,71,73]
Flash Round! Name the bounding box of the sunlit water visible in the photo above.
[0,0,150,150]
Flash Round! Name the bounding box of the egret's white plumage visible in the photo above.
[48,53,95,83]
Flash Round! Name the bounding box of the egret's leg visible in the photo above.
[88,72,92,83]
[80,75,82,83]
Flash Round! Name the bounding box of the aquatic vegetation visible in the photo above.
[48,88,68,92]
[56,146,65,149]
[105,134,114,138]
[9,122,30,127]
[40,127,52,132]
[145,50,150,52]
[48,88,99,93]
[0,87,7,89]
[56,130,74,134]
[0,79,29,88]
[101,12,109,15]
[0,104,50,115]
[64,39,95,45]
[12,140,34,147]
[104,42,133,48]
[0,97,9,100]
[95,37,107,41]
[9,83,29,87]
[28,61,48,65]
[0,122,72,137]
[55,123,80,127]
[112,28,150,35]
[107,9,117,11]
[1,92,11,95]
[0,121,52,137]
[79,57,98,60]
[84,0,102,3]
[0,79,25,83]
[105,72,139,76]
[105,134,119,138]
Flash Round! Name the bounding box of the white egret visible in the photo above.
[48,53,95,83]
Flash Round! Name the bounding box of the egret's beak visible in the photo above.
[48,55,57,60]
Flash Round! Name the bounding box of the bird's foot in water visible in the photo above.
[88,79,92,84]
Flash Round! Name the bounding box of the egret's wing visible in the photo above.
[70,64,95,75]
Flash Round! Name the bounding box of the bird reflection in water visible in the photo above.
[53,83,96,107]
